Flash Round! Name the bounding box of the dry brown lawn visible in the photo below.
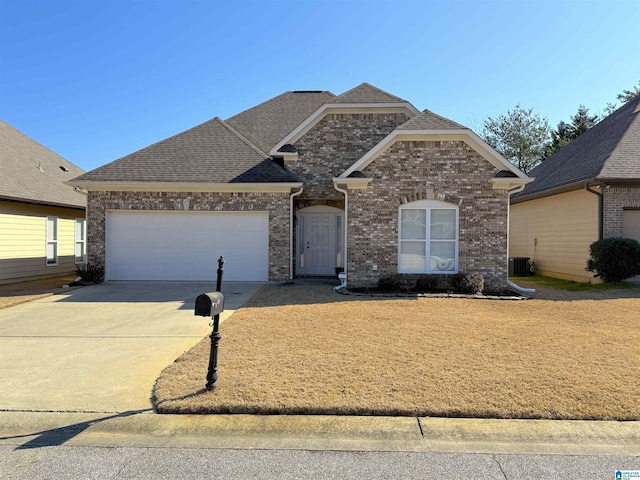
[154,282,640,420]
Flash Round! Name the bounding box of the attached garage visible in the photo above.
[106,211,269,281]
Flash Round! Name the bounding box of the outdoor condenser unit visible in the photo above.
[509,257,531,277]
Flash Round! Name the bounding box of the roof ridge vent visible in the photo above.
[292,90,323,93]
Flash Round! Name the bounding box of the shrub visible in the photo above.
[75,263,105,284]
[377,275,404,292]
[414,275,440,293]
[586,237,640,282]
[452,273,485,294]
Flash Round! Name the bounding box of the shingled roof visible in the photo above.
[226,90,335,153]
[396,108,467,130]
[327,83,408,104]
[73,117,300,184]
[0,120,86,209]
[515,94,640,200]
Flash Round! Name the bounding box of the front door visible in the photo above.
[304,213,336,275]
[296,206,344,276]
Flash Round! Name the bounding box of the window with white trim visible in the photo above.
[46,216,58,266]
[398,200,458,273]
[75,218,86,264]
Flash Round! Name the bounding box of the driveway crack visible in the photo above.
[493,454,508,480]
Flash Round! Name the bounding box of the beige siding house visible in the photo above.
[510,94,640,283]
[0,121,86,284]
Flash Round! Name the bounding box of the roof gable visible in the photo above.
[517,94,640,199]
[0,120,86,209]
[327,83,408,104]
[225,91,335,153]
[72,117,299,184]
[396,109,467,130]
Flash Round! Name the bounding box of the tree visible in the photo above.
[545,105,599,158]
[481,104,550,173]
[616,80,640,103]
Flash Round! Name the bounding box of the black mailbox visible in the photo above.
[195,292,225,317]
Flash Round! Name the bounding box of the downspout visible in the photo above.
[585,182,603,240]
[507,183,536,296]
[333,182,348,291]
[289,186,304,282]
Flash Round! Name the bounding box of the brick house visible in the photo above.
[70,83,529,291]
[510,94,640,283]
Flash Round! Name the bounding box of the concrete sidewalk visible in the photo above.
[0,281,263,413]
[0,411,638,455]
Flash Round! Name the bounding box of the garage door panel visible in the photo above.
[106,212,269,281]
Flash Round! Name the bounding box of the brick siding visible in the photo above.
[87,191,290,281]
[347,140,509,291]
[602,184,640,238]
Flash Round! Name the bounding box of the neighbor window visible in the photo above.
[46,216,58,266]
[75,218,86,264]
[398,200,458,273]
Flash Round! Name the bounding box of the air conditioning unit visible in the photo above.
[509,257,531,277]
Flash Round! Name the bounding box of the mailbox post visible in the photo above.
[194,256,225,390]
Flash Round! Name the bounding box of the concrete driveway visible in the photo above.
[0,281,263,413]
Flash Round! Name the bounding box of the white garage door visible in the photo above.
[106,211,269,281]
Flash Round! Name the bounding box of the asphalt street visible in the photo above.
[2,445,639,480]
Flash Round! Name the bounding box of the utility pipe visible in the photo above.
[333,182,348,291]
[289,186,304,281]
[507,183,535,296]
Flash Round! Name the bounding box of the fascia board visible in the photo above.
[65,181,302,193]
[491,177,535,190]
[340,130,530,179]
[332,177,373,190]
[269,102,420,156]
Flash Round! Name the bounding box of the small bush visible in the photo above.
[586,237,640,282]
[452,273,485,294]
[377,275,404,293]
[414,275,440,293]
[75,263,105,284]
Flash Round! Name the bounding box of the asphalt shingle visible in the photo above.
[226,90,335,153]
[327,83,408,104]
[0,120,86,208]
[396,109,467,130]
[72,117,299,184]
[517,94,640,199]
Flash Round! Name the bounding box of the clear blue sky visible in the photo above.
[1,0,638,172]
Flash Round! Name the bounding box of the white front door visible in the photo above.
[297,206,344,276]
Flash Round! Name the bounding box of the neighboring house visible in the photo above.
[69,83,530,291]
[0,120,86,284]
[510,94,640,283]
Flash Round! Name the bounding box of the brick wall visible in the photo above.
[602,184,640,238]
[289,113,409,200]
[347,140,510,291]
[87,191,290,281]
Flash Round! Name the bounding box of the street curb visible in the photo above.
[1,412,638,454]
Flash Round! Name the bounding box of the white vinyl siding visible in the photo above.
[46,217,58,266]
[399,200,458,274]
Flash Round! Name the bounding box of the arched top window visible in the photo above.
[398,200,458,274]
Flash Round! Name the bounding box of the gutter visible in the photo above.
[585,182,604,240]
[507,183,535,297]
[333,182,349,291]
[289,187,304,281]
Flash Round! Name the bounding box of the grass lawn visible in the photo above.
[153,282,640,420]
